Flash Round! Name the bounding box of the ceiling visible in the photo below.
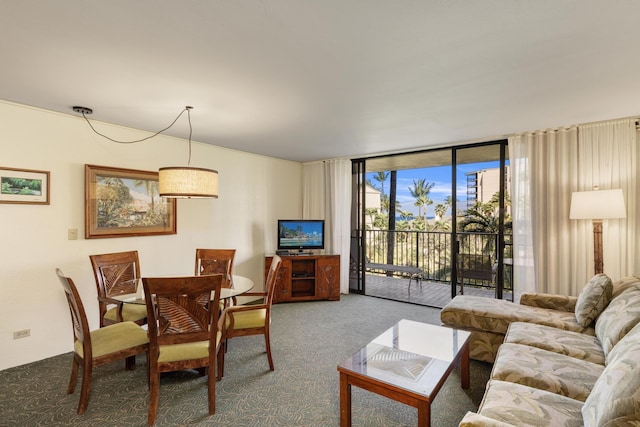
[2,1,640,163]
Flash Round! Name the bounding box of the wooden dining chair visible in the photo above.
[195,248,236,307]
[55,268,149,415]
[220,255,283,378]
[142,274,225,426]
[89,250,147,327]
[194,248,236,276]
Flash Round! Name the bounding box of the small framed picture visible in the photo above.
[0,167,50,205]
[85,164,177,239]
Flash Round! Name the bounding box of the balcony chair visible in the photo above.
[220,255,283,377]
[89,250,147,327]
[55,268,149,415]
[457,253,496,295]
[142,274,225,426]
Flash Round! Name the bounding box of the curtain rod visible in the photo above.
[510,116,640,137]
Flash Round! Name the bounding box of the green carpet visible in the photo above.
[0,293,490,426]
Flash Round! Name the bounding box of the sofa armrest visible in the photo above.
[459,412,517,426]
[519,293,577,312]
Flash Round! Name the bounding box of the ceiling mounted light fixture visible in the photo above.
[73,105,218,199]
[158,106,218,198]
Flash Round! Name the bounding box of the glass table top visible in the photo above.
[338,319,471,397]
[113,274,254,304]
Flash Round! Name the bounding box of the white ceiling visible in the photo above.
[2,1,639,163]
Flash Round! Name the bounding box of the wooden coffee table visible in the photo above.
[337,320,471,427]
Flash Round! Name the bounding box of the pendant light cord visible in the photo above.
[78,106,192,145]
[186,106,193,166]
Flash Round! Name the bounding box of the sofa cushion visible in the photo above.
[574,274,612,327]
[519,292,577,311]
[441,295,591,337]
[504,322,605,365]
[459,412,518,426]
[476,380,584,427]
[605,321,640,366]
[582,323,640,426]
[594,285,640,356]
[491,343,603,401]
[611,275,640,300]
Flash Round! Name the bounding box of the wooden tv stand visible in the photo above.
[265,254,340,303]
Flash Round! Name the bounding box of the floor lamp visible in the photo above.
[569,188,626,275]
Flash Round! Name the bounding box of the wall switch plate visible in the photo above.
[68,228,78,240]
[13,329,30,339]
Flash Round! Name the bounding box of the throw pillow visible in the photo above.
[575,274,612,327]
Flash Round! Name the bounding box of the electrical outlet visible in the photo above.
[13,329,30,339]
[68,228,78,240]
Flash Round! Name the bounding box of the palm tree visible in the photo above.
[372,171,389,195]
[398,210,414,221]
[434,203,447,220]
[365,178,379,191]
[134,179,159,211]
[458,199,512,255]
[380,193,390,214]
[408,178,435,219]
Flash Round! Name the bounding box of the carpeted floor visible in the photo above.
[0,293,491,426]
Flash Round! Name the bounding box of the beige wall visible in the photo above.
[0,100,303,370]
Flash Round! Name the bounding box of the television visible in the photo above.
[277,219,325,253]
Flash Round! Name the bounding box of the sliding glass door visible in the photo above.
[453,143,511,300]
[350,140,511,307]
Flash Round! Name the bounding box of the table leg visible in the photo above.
[339,373,352,427]
[460,342,470,389]
[417,400,430,427]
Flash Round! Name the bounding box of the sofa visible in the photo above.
[441,274,640,426]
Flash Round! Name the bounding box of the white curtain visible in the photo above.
[509,117,638,298]
[576,119,638,282]
[302,159,352,294]
[509,127,579,299]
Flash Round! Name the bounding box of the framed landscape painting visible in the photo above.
[0,167,50,204]
[85,164,177,239]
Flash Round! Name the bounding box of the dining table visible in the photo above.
[113,274,255,305]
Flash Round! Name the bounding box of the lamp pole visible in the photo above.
[592,219,603,275]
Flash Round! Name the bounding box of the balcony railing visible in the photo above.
[363,229,512,291]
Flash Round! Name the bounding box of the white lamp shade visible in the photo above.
[569,188,626,220]
[159,167,219,198]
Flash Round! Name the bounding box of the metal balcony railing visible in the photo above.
[363,229,512,291]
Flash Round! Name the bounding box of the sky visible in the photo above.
[367,160,504,218]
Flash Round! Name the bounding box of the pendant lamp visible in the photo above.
[159,166,218,198]
[159,106,218,198]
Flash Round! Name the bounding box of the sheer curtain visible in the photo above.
[509,127,579,299]
[509,117,638,298]
[302,159,352,294]
[576,119,637,282]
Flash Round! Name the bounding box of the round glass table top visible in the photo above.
[114,274,254,304]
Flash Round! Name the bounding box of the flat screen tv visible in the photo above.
[278,219,325,252]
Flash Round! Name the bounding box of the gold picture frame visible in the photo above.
[85,164,177,239]
[0,166,50,205]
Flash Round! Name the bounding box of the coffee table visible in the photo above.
[337,320,471,426]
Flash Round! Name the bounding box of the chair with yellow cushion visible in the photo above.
[89,250,147,327]
[220,255,282,377]
[142,274,225,426]
[55,268,149,415]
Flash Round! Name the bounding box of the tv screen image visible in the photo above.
[278,219,325,251]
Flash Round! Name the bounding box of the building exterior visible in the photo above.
[465,166,511,209]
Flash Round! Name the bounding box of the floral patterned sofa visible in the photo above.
[441,275,640,426]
